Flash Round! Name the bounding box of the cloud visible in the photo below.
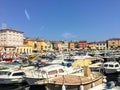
[24,9,30,21]
[61,32,77,39]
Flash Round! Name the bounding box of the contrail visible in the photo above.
[24,9,30,21]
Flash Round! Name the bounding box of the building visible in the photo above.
[107,38,120,50]
[46,41,53,51]
[24,37,48,52]
[79,40,87,49]
[0,28,24,47]
[87,42,96,50]
[0,28,33,55]
[51,41,62,51]
[16,45,32,55]
[0,28,24,51]
[59,40,69,51]
[68,41,75,50]
[96,41,107,50]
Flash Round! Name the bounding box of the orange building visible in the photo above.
[79,40,87,49]
[68,41,75,50]
[87,42,96,50]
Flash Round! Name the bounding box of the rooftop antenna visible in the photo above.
[2,23,7,29]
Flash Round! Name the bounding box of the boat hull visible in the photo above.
[45,78,103,90]
[0,78,25,84]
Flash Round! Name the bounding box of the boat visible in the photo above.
[24,64,83,85]
[0,61,34,84]
[88,81,120,90]
[42,66,104,90]
[100,61,120,74]
[0,68,26,84]
[89,59,104,71]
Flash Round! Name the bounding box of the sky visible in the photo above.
[0,0,120,42]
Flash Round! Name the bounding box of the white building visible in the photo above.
[0,28,24,47]
[96,41,107,50]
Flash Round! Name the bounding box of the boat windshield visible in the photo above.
[109,64,114,67]
[104,64,108,67]
[115,64,119,67]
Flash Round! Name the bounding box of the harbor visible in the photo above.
[0,0,120,90]
[0,50,120,90]
[0,72,119,90]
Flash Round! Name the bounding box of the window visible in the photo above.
[48,70,57,75]
[109,64,114,67]
[115,64,119,67]
[12,72,25,76]
[104,64,108,67]
[59,69,64,73]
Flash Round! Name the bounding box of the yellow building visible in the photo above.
[16,45,32,55]
[24,37,49,52]
[107,38,120,50]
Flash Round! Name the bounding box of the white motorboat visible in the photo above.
[88,81,120,90]
[24,64,83,85]
[0,69,26,84]
[100,61,120,74]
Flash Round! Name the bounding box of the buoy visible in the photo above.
[103,76,107,83]
[79,84,84,90]
[92,83,95,87]
[62,84,66,90]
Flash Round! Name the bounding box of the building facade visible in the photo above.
[79,40,87,49]
[87,42,96,50]
[24,37,48,52]
[96,41,107,50]
[59,41,69,51]
[16,45,33,55]
[68,41,75,50]
[107,38,120,50]
[0,28,24,47]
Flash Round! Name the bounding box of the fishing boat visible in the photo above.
[24,64,83,85]
[43,66,104,90]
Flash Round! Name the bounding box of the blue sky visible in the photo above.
[0,0,120,42]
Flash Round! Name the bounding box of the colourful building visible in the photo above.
[68,41,75,50]
[79,40,87,49]
[24,37,48,52]
[87,42,96,50]
[107,38,120,50]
